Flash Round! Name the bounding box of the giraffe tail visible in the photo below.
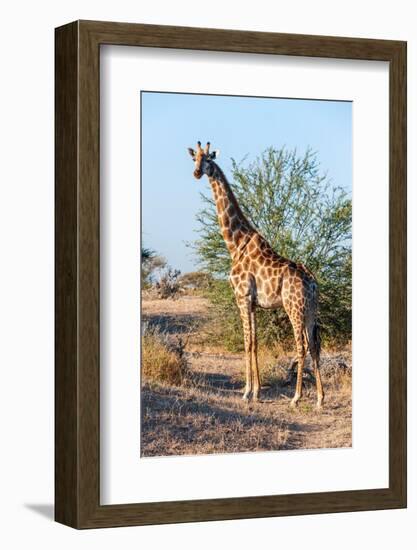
[312,322,321,361]
[304,321,321,361]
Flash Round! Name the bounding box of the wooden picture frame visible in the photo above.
[55,20,407,528]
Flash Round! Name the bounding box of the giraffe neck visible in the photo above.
[208,164,254,259]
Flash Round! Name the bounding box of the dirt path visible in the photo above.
[141,295,352,457]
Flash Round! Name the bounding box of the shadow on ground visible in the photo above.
[143,312,203,335]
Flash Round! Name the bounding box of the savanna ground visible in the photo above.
[141,293,352,457]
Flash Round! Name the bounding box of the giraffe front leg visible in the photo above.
[242,353,252,400]
[237,297,253,401]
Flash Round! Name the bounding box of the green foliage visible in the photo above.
[193,147,352,348]
[204,279,243,351]
[141,247,154,261]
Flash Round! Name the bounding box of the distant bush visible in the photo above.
[178,271,212,294]
[142,325,187,385]
[155,268,182,299]
[141,247,183,299]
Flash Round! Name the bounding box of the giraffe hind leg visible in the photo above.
[290,325,307,408]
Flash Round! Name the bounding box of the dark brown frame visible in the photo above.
[55,20,407,529]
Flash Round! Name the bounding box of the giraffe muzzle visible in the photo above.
[193,169,203,179]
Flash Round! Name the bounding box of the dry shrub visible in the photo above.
[319,349,352,393]
[178,271,212,296]
[233,345,292,388]
[237,345,352,394]
[257,346,289,387]
[142,326,187,385]
[155,268,182,299]
[323,364,352,395]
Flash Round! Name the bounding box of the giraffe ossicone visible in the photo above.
[188,141,324,408]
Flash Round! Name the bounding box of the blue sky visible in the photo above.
[141,91,352,273]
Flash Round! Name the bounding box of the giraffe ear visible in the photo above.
[210,149,220,159]
[187,148,196,158]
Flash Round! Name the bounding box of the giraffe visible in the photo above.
[187,141,324,408]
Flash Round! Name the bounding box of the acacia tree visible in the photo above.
[193,147,352,349]
[141,247,167,288]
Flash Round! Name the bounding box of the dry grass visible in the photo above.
[257,346,290,387]
[142,383,290,456]
[141,295,352,457]
[142,326,188,386]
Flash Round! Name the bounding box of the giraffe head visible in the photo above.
[187,141,219,179]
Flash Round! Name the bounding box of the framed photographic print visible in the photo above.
[55,20,406,528]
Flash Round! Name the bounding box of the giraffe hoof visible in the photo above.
[290,398,299,408]
[242,392,251,401]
